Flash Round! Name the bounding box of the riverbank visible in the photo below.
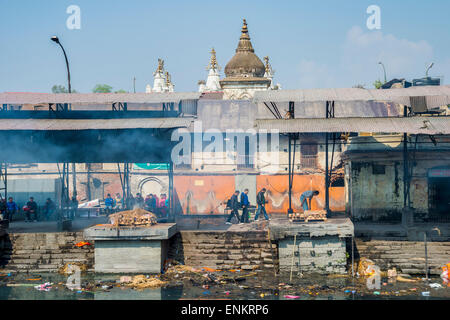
[0,269,448,300]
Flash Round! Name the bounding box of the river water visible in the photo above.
[0,271,448,300]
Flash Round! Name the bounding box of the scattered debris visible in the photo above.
[387,268,397,278]
[396,275,419,283]
[357,258,376,276]
[119,276,133,283]
[75,241,92,247]
[429,283,442,289]
[58,262,88,275]
[126,275,166,289]
[34,282,53,292]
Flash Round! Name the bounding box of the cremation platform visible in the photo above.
[84,223,177,274]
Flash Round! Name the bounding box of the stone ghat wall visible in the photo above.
[278,236,348,274]
[0,232,94,273]
[168,231,278,271]
[355,239,450,275]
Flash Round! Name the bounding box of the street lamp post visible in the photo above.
[51,36,71,93]
[51,36,77,206]
[426,62,434,77]
[378,61,387,83]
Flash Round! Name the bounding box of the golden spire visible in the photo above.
[236,18,254,53]
[264,56,270,73]
[165,71,171,85]
[155,58,164,74]
[207,47,221,71]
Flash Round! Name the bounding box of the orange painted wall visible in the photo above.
[173,174,345,215]
[174,176,235,214]
[256,175,345,214]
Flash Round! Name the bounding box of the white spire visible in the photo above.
[152,58,167,92]
[203,48,221,92]
[263,56,276,89]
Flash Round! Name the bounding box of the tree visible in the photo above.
[92,84,113,93]
[114,89,128,93]
[51,85,77,93]
[373,79,383,89]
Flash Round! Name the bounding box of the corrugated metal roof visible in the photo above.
[254,117,450,134]
[0,92,201,105]
[253,86,450,109]
[0,117,194,131]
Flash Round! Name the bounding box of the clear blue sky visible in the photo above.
[1,0,449,93]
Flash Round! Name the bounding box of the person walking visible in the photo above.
[25,197,38,222]
[240,189,250,224]
[254,188,270,221]
[69,196,78,219]
[226,191,240,225]
[135,193,144,209]
[300,190,320,211]
[43,198,56,221]
[5,197,19,222]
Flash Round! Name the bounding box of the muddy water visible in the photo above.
[0,271,448,300]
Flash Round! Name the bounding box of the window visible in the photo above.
[237,136,254,169]
[300,143,318,168]
[85,163,103,171]
[372,164,386,175]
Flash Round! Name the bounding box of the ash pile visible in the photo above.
[108,208,157,227]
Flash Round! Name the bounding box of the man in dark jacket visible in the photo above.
[43,198,56,221]
[0,199,7,220]
[26,197,38,222]
[240,189,250,224]
[254,188,269,221]
[135,193,144,209]
[226,191,240,225]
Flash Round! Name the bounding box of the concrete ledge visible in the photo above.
[269,218,354,240]
[84,223,177,240]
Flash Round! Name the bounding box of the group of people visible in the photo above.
[104,192,169,218]
[225,188,321,225]
[225,188,270,225]
[0,196,58,222]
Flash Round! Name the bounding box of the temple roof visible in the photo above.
[223,19,266,79]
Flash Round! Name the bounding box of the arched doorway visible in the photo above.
[138,177,167,198]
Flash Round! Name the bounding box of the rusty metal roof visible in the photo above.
[0,92,201,105]
[253,85,450,109]
[0,117,194,131]
[254,116,450,134]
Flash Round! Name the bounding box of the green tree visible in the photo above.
[51,85,77,93]
[373,79,383,89]
[114,89,127,93]
[92,84,113,93]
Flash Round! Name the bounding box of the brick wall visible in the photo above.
[168,231,278,271]
[0,232,94,273]
[355,239,450,275]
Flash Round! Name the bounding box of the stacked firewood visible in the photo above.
[109,208,157,227]
[289,210,327,222]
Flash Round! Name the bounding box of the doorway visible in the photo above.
[428,167,450,221]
